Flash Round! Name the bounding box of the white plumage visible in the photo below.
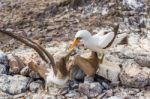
[75,30,115,52]
[46,69,69,86]
[70,29,127,53]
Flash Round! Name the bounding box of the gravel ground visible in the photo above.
[0,0,150,98]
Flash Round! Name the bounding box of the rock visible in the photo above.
[102,82,110,90]
[105,89,114,97]
[7,54,25,74]
[59,86,70,95]
[0,91,13,99]
[65,90,80,98]
[29,71,41,79]
[57,95,65,99]
[45,36,52,42]
[134,56,150,68]
[107,96,121,99]
[144,91,150,98]
[20,66,32,76]
[136,92,144,96]
[84,76,94,83]
[0,64,8,74]
[70,0,86,8]
[29,80,43,92]
[122,0,145,11]
[48,87,59,95]
[79,96,88,99]
[0,74,30,95]
[97,60,121,81]
[110,81,120,87]
[71,65,85,80]
[32,93,57,99]
[78,82,103,98]
[119,64,149,88]
[0,50,8,65]
[13,93,27,99]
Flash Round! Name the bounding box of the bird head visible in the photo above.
[69,30,91,50]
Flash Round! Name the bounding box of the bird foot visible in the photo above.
[98,53,105,64]
[44,84,49,93]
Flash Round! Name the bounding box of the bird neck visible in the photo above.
[56,58,68,78]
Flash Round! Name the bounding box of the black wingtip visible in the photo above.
[118,36,128,45]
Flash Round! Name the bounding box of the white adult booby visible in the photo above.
[69,25,126,54]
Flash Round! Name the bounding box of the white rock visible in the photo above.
[0,74,30,95]
[97,60,121,81]
[119,64,149,87]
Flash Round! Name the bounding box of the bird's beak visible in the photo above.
[69,38,80,50]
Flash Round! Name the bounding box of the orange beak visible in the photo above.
[69,38,80,51]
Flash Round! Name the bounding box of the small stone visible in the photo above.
[128,90,136,95]
[136,92,144,96]
[78,82,103,98]
[29,80,43,92]
[32,94,57,99]
[57,95,65,99]
[29,71,41,79]
[84,76,94,83]
[107,96,121,99]
[45,36,52,42]
[97,61,121,81]
[48,87,59,95]
[0,64,8,74]
[59,86,70,95]
[134,56,150,68]
[144,91,150,97]
[106,89,113,97]
[0,91,13,99]
[71,65,85,80]
[0,50,8,65]
[119,64,149,88]
[110,81,120,87]
[20,66,32,76]
[0,74,30,95]
[102,82,110,90]
[69,80,79,89]
[79,96,88,99]
[65,90,79,98]
[44,95,56,99]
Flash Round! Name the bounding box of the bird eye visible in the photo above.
[104,31,109,35]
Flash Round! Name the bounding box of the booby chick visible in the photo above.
[0,29,73,91]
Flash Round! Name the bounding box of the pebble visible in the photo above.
[29,80,43,92]
[29,71,41,79]
[0,74,30,95]
[65,90,79,98]
[0,50,8,65]
[78,82,103,98]
[20,66,32,76]
[0,64,8,74]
